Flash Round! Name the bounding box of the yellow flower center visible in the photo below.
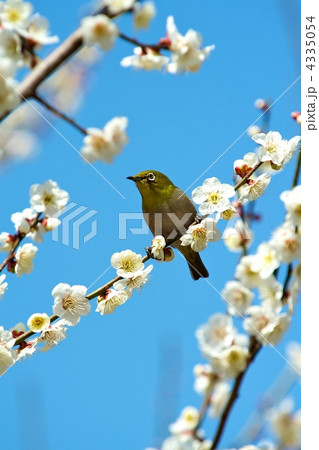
[192,227,206,239]
[233,291,245,304]
[62,295,75,310]
[43,193,54,205]
[208,192,221,204]
[32,317,45,328]
[121,259,135,272]
[8,9,20,22]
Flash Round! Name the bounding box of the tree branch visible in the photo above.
[0,3,169,124]
[33,93,87,135]
[210,338,261,449]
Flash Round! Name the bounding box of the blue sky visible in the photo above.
[0,1,300,449]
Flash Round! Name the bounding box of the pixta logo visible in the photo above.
[52,202,98,249]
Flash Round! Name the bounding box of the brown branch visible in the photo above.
[0,3,168,124]
[33,93,87,135]
[13,254,151,346]
[210,338,261,449]
[119,32,169,52]
[292,149,301,188]
[0,213,42,274]
[210,145,302,449]
[234,160,264,191]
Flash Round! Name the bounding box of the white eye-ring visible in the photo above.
[147,173,155,181]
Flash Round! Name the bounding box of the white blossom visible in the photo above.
[166,16,215,74]
[121,47,169,71]
[238,173,271,203]
[219,204,237,220]
[81,15,118,51]
[81,117,128,163]
[252,242,280,279]
[212,344,249,378]
[111,249,144,278]
[281,136,301,165]
[267,398,300,448]
[258,276,283,313]
[286,341,301,374]
[28,217,60,243]
[0,29,23,63]
[181,218,221,252]
[0,58,20,115]
[169,406,199,435]
[247,125,262,137]
[38,321,67,352]
[235,255,263,288]
[0,232,14,252]
[163,436,212,449]
[150,235,166,260]
[270,223,300,263]
[234,152,258,178]
[193,364,215,394]
[0,274,8,298]
[114,265,153,292]
[222,280,253,316]
[196,314,236,358]
[0,325,16,375]
[252,131,300,167]
[224,221,253,252]
[27,312,50,332]
[209,382,231,417]
[96,288,130,315]
[102,0,135,15]
[52,283,90,326]
[0,344,16,375]
[244,305,291,346]
[29,180,69,217]
[280,185,301,226]
[192,177,235,215]
[133,2,156,29]
[20,13,59,48]
[15,242,37,276]
[11,207,37,234]
[0,0,33,29]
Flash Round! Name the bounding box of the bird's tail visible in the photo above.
[187,252,209,280]
[177,244,209,280]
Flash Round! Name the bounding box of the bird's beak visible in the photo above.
[127,175,142,182]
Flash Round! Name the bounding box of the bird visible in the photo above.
[127,170,209,280]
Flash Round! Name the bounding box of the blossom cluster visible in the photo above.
[160,135,301,447]
[96,248,155,315]
[0,0,58,115]
[178,130,300,256]
[0,179,68,278]
[79,4,214,74]
[121,16,215,74]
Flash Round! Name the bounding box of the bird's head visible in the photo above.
[127,170,176,200]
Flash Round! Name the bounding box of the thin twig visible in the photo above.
[234,160,264,191]
[33,93,87,135]
[0,213,42,274]
[13,254,151,346]
[292,150,301,188]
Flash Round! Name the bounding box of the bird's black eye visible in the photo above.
[147,173,155,181]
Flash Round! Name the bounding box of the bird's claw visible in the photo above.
[145,246,154,259]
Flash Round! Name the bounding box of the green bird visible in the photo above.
[127,170,209,280]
